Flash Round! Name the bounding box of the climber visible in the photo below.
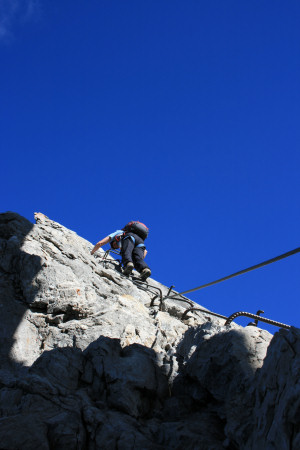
[91,221,151,281]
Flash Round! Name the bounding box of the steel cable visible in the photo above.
[168,247,300,298]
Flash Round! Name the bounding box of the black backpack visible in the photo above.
[122,221,149,240]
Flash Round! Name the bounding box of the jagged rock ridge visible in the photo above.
[0,212,299,449]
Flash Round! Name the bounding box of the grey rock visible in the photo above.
[243,327,300,450]
[0,211,298,449]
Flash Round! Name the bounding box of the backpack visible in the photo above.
[122,221,149,240]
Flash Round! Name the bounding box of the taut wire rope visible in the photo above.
[168,247,300,298]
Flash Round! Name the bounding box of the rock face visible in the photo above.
[0,212,299,449]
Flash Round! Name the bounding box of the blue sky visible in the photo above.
[1,1,299,333]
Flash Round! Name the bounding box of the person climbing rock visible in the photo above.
[91,221,151,281]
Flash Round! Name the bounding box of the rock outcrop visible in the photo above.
[0,212,299,449]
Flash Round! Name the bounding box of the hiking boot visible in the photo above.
[123,262,134,276]
[140,268,151,281]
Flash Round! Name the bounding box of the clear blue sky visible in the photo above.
[1,1,299,333]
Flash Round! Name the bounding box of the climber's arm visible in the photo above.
[143,249,148,258]
[91,236,110,255]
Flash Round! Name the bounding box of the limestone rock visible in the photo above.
[0,212,298,449]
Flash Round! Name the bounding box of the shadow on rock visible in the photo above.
[0,335,170,449]
[166,322,273,448]
[0,212,43,370]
